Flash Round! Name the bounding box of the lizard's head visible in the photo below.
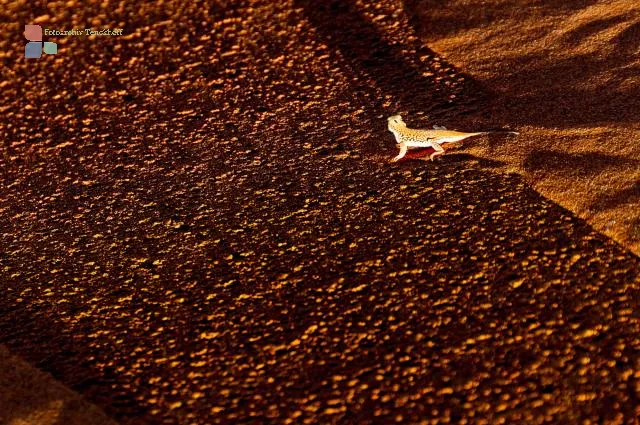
[387,115,406,132]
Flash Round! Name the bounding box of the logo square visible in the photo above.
[25,42,42,58]
[24,24,42,41]
[43,42,57,54]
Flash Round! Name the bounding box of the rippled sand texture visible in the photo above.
[406,0,640,254]
[1,1,640,424]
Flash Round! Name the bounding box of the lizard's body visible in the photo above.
[387,115,518,162]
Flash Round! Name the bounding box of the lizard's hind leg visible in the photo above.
[429,142,445,161]
[391,143,408,162]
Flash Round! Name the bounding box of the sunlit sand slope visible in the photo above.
[406,0,640,254]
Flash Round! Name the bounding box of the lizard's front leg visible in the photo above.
[429,142,445,161]
[391,143,408,162]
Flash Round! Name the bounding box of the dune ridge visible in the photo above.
[405,0,640,254]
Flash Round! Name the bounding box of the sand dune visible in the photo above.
[405,0,640,254]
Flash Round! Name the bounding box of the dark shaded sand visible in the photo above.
[1,0,640,424]
[405,0,640,254]
[0,344,118,425]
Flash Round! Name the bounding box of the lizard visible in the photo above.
[387,114,519,162]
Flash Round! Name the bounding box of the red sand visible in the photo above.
[408,0,640,254]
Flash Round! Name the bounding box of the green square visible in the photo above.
[43,42,57,54]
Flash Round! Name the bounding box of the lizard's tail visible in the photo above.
[476,131,519,136]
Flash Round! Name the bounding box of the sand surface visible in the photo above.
[1,0,640,423]
[405,0,640,254]
[0,345,118,425]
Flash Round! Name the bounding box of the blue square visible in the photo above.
[25,42,42,58]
